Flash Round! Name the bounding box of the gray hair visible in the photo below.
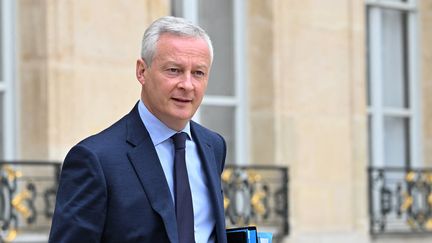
[140,16,214,66]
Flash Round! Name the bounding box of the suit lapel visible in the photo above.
[191,123,227,243]
[124,105,226,243]
[125,105,178,243]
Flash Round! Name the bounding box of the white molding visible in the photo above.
[13,0,20,160]
[369,7,385,167]
[202,96,237,106]
[234,0,248,165]
[368,108,412,117]
[183,0,248,165]
[2,0,16,160]
[383,108,412,117]
[366,0,416,11]
[182,0,198,24]
[367,0,420,168]
[408,2,422,167]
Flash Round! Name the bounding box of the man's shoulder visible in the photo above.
[78,114,129,149]
[191,121,217,136]
[76,104,141,151]
[191,121,227,168]
[191,121,225,145]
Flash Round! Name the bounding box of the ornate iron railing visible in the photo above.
[0,162,289,242]
[222,165,289,240]
[368,167,432,235]
[0,161,61,242]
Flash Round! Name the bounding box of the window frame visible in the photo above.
[173,0,249,165]
[366,0,422,168]
[1,0,17,160]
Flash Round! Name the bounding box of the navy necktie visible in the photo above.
[172,132,195,243]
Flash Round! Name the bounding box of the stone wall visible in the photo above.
[271,1,368,241]
[18,0,169,160]
[15,0,432,242]
[248,0,276,165]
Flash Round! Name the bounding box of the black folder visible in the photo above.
[226,226,258,243]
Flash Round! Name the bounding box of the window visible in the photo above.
[172,0,248,165]
[0,0,16,159]
[366,0,421,167]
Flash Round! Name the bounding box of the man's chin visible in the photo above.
[167,110,192,120]
[171,107,196,119]
[175,114,194,122]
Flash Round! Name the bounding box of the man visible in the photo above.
[49,16,227,243]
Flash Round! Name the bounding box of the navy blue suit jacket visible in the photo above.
[49,103,228,243]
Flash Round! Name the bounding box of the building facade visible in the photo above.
[1,0,432,242]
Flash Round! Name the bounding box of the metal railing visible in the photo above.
[0,162,289,242]
[368,167,432,235]
[0,161,61,242]
[222,165,289,240]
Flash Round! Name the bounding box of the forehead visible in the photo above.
[154,34,211,62]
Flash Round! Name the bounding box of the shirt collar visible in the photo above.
[138,100,191,146]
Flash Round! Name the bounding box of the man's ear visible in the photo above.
[136,59,147,85]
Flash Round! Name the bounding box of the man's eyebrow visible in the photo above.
[160,62,209,70]
[159,61,181,67]
[194,64,210,70]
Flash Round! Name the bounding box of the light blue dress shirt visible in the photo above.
[138,100,216,243]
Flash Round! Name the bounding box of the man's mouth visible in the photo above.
[172,97,192,103]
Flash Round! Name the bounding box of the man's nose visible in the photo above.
[178,73,194,90]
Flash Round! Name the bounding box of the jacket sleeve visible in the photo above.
[49,144,107,243]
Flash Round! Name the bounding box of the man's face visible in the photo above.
[136,33,211,131]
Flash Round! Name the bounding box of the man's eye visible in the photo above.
[167,68,180,74]
[194,71,205,77]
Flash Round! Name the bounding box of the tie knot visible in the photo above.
[171,132,188,150]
